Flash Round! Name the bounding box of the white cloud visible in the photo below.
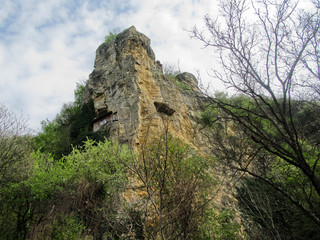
[0,0,220,131]
[125,0,220,88]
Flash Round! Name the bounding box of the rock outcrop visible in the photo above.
[83,27,241,229]
[84,26,209,152]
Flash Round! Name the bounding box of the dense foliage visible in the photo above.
[201,93,320,239]
[4,0,320,237]
[237,177,320,239]
[128,134,240,239]
[0,99,241,239]
[0,135,132,239]
[34,82,109,159]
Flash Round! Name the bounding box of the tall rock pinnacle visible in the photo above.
[84,26,207,150]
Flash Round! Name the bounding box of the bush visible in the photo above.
[105,28,122,44]
[34,82,109,159]
[105,32,117,43]
[0,139,132,239]
[130,134,240,239]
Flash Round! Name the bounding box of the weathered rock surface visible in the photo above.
[83,27,240,225]
[84,26,209,152]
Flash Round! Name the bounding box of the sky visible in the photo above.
[0,0,220,132]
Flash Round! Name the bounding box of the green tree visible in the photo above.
[201,93,320,237]
[0,104,33,239]
[127,133,240,239]
[34,82,108,159]
[28,139,131,239]
[0,138,132,240]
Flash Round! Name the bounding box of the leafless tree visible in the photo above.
[124,118,217,239]
[191,0,320,226]
[0,103,31,185]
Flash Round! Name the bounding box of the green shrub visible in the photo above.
[34,82,109,159]
[0,138,132,239]
[130,134,241,239]
[199,208,241,240]
[165,73,191,91]
[105,32,117,43]
[51,216,85,240]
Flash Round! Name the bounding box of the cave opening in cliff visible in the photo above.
[93,111,118,132]
[154,102,175,116]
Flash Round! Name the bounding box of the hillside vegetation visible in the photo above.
[1,0,320,238]
[1,78,320,239]
[0,87,241,239]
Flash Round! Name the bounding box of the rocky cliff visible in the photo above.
[83,27,240,229]
[84,26,209,152]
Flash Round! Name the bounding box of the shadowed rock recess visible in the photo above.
[84,26,209,152]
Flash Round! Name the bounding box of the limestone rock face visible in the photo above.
[84,26,208,151]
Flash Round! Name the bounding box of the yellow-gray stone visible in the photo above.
[84,26,209,151]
